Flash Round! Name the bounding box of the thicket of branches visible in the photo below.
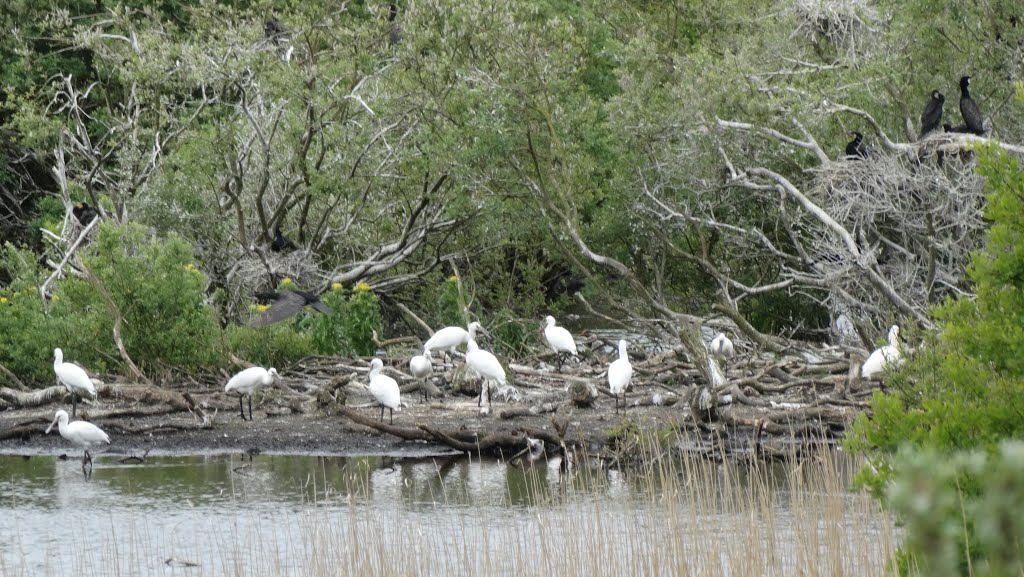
[1,0,1023,381]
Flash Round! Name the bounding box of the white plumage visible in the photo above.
[709,333,735,361]
[861,325,903,379]
[368,358,401,423]
[45,409,109,469]
[224,366,279,421]
[543,316,577,369]
[53,348,96,417]
[466,338,506,407]
[408,348,434,401]
[423,321,482,354]
[608,339,633,413]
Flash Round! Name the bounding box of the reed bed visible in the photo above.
[1,440,897,577]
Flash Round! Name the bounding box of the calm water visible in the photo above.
[0,452,895,577]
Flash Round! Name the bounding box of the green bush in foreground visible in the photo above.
[887,442,1024,577]
[846,148,1024,575]
[848,148,1024,466]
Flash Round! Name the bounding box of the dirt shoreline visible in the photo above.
[0,389,851,461]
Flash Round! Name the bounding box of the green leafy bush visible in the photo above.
[0,245,70,383]
[306,281,382,357]
[57,223,224,374]
[886,442,1024,577]
[224,325,316,371]
[847,148,1024,466]
[344,282,383,357]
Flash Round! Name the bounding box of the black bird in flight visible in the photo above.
[958,76,986,135]
[249,289,332,327]
[919,90,944,138]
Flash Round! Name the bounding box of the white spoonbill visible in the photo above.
[709,333,734,361]
[466,338,506,408]
[368,358,401,424]
[424,321,483,355]
[409,348,433,402]
[45,409,109,470]
[53,348,96,417]
[608,339,633,414]
[225,366,279,421]
[861,325,903,380]
[543,316,577,370]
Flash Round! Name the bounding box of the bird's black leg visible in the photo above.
[238,396,246,421]
[389,408,393,425]
[248,396,254,421]
[379,405,385,423]
[72,393,78,417]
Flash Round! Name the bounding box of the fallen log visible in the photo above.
[0,385,67,409]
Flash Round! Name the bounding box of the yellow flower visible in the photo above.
[354,282,371,292]
[256,304,270,312]
[52,295,59,301]
[448,275,458,282]
[331,282,343,290]
[281,277,293,285]
[0,297,7,304]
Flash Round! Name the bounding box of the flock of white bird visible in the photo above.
[43,319,905,471]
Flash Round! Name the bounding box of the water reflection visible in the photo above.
[0,452,894,577]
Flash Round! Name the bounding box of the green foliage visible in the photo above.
[63,222,223,373]
[344,283,383,357]
[224,325,316,371]
[848,149,1024,464]
[845,148,1024,575]
[306,282,382,357]
[0,246,65,383]
[886,441,1024,577]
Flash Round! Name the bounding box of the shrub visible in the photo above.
[224,324,316,370]
[305,281,382,357]
[886,442,1024,577]
[0,245,71,383]
[57,222,224,374]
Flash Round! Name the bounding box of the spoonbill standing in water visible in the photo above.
[543,316,577,370]
[368,358,401,424]
[224,366,279,421]
[53,348,96,417]
[608,339,633,414]
[45,410,109,471]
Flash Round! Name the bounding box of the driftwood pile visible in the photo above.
[0,330,880,461]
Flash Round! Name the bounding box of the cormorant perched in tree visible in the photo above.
[844,131,876,159]
[72,202,98,226]
[249,289,332,327]
[919,90,944,138]
[388,3,402,46]
[270,227,297,252]
[958,76,986,135]
[264,15,286,42]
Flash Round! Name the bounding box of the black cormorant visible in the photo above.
[249,289,332,327]
[919,90,944,138]
[958,76,986,135]
[388,3,402,45]
[264,15,286,41]
[270,227,297,252]
[72,202,98,226]
[844,131,876,159]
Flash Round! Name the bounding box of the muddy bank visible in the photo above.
[0,346,874,460]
